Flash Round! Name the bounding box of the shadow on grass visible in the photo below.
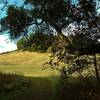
[55,76,100,100]
[0,72,100,100]
[0,72,57,100]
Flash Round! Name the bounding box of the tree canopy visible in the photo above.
[0,0,100,79]
[1,0,99,35]
[0,0,99,40]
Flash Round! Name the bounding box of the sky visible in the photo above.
[0,34,17,53]
[0,0,23,53]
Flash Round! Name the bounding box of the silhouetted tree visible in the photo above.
[17,32,55,52]
[0,0,100,80]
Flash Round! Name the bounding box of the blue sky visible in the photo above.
[0,0,23,53]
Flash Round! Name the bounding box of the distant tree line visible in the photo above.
[17,32,55,52]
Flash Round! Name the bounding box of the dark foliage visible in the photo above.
[17,32,55,52]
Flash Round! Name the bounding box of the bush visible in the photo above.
[17,33,55,52]
[17,37,28,51]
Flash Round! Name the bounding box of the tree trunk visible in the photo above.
[56,29,71,45]
[93,54,100,81]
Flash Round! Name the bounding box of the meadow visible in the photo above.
[0,51,59,100]
[0,51,58,77]
[0,51,100,100]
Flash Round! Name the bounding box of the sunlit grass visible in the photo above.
[0,51,59,77]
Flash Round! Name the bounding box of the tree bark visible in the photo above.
[56,29,71,46]
[93,54,100,81]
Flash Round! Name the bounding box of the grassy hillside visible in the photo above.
[0,51,100,100]
[0,51,58,77]
[0,51,59,100]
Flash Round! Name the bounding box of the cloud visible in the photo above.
[0,35,17,53]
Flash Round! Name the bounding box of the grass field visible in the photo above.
[0,51,59,77]
[0,51,59,100]
[0,51,100,100]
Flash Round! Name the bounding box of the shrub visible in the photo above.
[17,33,55,52]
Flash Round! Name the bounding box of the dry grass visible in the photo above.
[0,51,59,100]
[0,51,100,100]
[0,51,59,77]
